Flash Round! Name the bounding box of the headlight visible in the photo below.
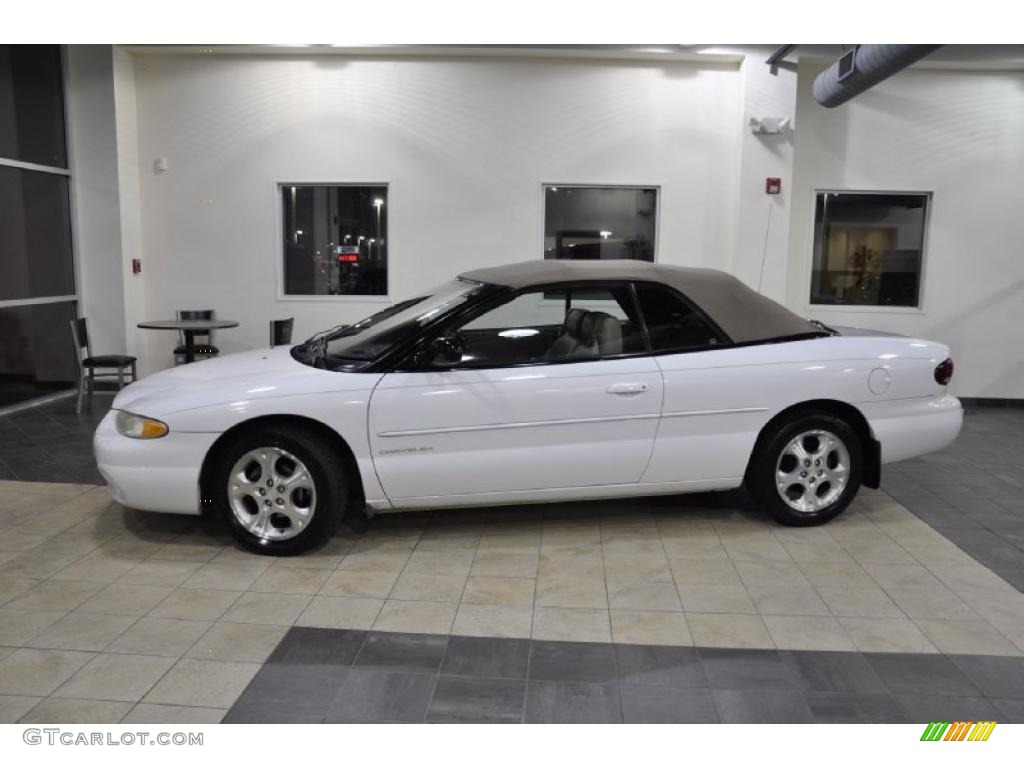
[114,411,169,439]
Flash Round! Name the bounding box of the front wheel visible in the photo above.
[211,425,346,555]
[746,412,862,526]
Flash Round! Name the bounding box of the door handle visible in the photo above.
[607,382,648,395]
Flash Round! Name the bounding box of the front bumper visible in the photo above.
[93,410,219,515]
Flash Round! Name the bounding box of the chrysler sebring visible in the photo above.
[94,260,962,554]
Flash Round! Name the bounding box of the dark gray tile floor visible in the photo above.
[880,403,1024,591]
[224,627,1024,724]
[0,393,108,485]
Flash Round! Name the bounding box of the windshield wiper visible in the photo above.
[293,335,328,365]
[807,319,839,336]
[304,323,349,345]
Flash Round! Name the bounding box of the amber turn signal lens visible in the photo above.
[138,420,169,438]
[934,357,954,386]
[114,411,169,439]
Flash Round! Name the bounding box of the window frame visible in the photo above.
[397,279,648,372]
[390,278,732,373]
[540,182,661,263]
[0,44,69,170]
[805,188,932,315]
[0,45,76,312]
[274,180,392,303]
[0,45,79,409]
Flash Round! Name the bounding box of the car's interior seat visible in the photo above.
[548,308,587,358]
[578,311,622,357]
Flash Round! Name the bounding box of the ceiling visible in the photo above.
[121,44,1024,70]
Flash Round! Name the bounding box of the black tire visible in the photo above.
[746,411,862,526]
[211,424,346,555]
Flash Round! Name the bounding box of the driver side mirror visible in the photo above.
[428,334,464,367]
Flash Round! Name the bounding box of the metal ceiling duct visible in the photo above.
[812,45,943,107]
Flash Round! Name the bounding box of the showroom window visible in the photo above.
[810,191,930,307]
[281,184,388,297]
[544,185,658,261]
[434,284,645,368]
[0,44,78,408]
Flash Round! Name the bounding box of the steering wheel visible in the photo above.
[451,329,470,353]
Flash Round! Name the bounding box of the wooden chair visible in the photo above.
[270,318,294,346]
[69,318,137,414]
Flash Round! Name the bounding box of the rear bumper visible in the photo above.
[862,393,963,464]
[93,410,217,515]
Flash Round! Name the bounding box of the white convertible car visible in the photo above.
[94,260,962,554]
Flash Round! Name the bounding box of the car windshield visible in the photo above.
[317,278,484,362]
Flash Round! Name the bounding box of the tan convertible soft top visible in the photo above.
[459,259,816,345]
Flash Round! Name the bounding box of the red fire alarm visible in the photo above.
[766,177,782,195]
[132,258,142,275]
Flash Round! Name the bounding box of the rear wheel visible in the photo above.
[212,424,346,555]
[746,412,862,526]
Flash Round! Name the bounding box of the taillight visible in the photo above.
[935,357,954,386]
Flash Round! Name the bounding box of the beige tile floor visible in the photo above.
[1,478,1023,723]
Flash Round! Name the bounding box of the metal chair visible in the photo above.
[270,318,294,346]
[173,309,220,365]
[69,318,138,414]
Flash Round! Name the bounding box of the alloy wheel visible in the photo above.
[227,446,317,541]
[774,429,851,514]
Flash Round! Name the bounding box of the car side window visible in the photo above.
[430,284,645,368]
[635,283,722,352]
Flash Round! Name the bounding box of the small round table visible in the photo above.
[137,319,240,363]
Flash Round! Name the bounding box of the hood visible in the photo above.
[112,346,374,417]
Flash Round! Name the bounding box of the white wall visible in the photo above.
[786,61,1024,398]
[85,49,1024,398]
[65,45,126,357]
[129,54,741,372]
[731,49,798,302]
[112,48,147,364]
